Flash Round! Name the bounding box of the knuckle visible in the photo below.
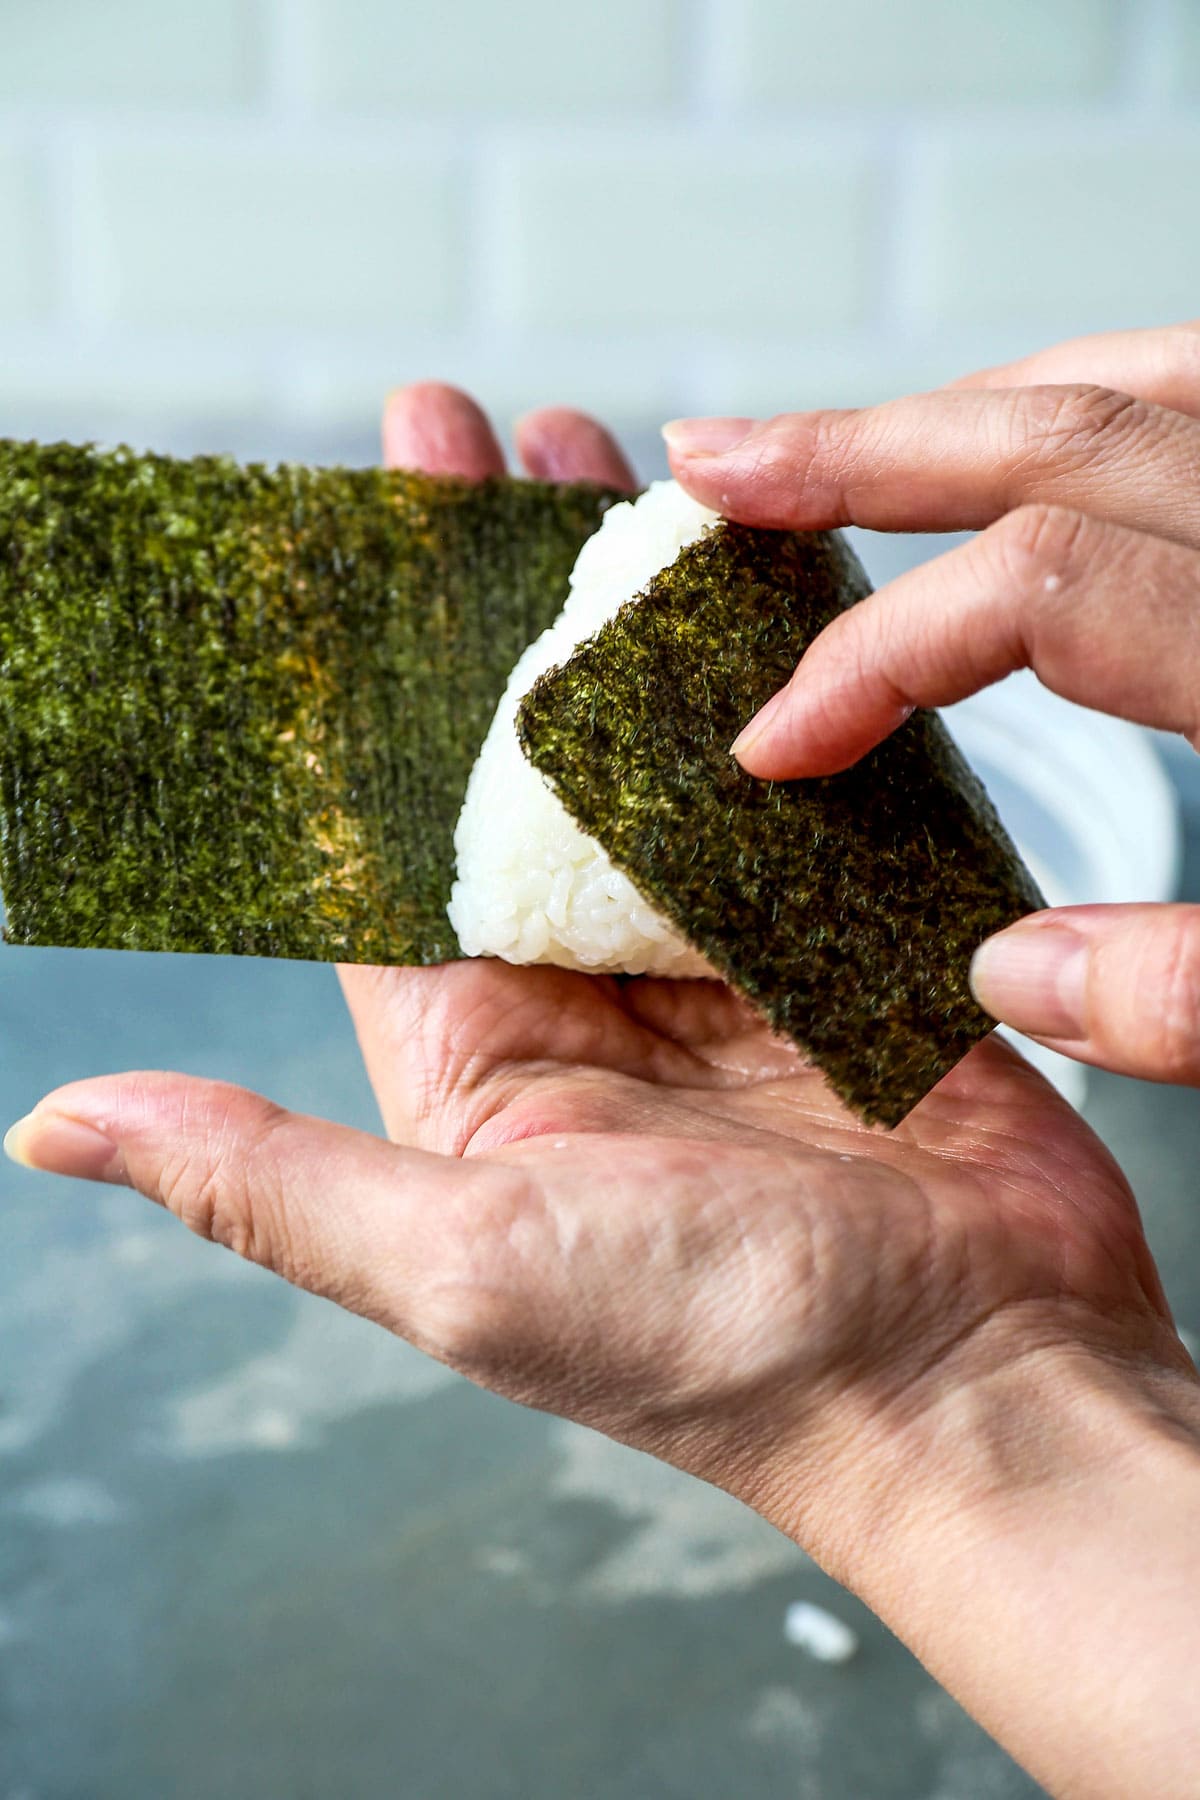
[991,501,1090,590]
[1030,382,1151,472]
[755,412,822,484]
[423,1279,515,1374]
[851,602,923,709]
[758,408,849,488]
[159,1096,296,1274]
[1000,381,1149,484]
[1151,923,1200,1081]
[155,1145,208,1237]
[421,1171,543,1373]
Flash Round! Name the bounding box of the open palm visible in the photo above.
[14,384,1175,1566]
[325,386,1171,1532]
[336,933,1162,1509]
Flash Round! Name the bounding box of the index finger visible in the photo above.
[731,504,1200,779]
[666,383,1200,551]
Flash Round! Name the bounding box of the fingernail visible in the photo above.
[970,924,1089,1039]
[662,416,755,458]
[4,1109,126,1183]
[731,687,788,761]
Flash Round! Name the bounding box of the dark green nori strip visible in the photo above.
[518,522,1045,1128]
[0,438,619,961]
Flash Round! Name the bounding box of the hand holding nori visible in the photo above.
[0,440,1043,1125]
[518,520,1045,1126]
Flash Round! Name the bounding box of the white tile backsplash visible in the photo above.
[0,0,1194,466]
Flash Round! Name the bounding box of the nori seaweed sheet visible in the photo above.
[519,522,1046,1127]
[0,438,619,961]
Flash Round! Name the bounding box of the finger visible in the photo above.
[730,504,1200,777]
[2,1071,520,1340]
[947,320,1200,419]
[969,905,1200,1088]
[515,407,638,490]
[664,384,1200,550]
[382,381,506,478]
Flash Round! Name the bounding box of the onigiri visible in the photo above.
[447,481,716,977]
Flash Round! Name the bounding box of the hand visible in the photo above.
[7,381,1200,1800]
[666,320,1200,1089]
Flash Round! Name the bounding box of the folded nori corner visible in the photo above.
[518,521,1046,1127]
[0,439,620,961]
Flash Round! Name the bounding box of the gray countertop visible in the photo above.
[1,481,1196,1798]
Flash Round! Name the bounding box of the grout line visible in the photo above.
[688,0,737,121]
[4,0,1193,455]
[262,0,311,121]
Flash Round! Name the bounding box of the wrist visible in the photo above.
[757,1314,1200,1800]
[778,1304,1200,1591]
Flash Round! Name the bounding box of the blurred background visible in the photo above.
[1,0,1198,464]
[1,4,1198,1797]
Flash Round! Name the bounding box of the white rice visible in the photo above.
[447,480,718,977]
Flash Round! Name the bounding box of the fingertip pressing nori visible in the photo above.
[0,438,621,961]
[517,522,1046,1128]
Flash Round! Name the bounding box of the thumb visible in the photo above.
[2,1071,519,1345]
[970,905,1200,1087]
